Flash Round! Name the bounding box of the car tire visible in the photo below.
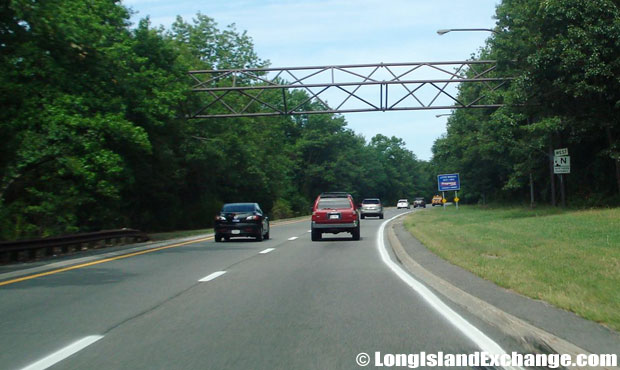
[361,214,365,219]
[379,213,384,219]
[256,227,263,241]
[215,234,222,242]
[352,224,360,241]
[264,229,270,240]
[311,229,321,241]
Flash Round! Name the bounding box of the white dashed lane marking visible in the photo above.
[199,271,227,282]
[20,335,103,370]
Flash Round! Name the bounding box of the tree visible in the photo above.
[431,0,620,206]
[493,0,620,195]
[0,0,152,238]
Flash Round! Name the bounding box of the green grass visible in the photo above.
[404,206,620,332]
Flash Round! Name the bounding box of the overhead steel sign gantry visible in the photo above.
[188,61,511,118]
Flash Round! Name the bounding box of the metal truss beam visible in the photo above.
[188,61,511,118]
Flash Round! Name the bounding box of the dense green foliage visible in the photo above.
[0,1,431,240]
[431,0,620,206]
[3,0,617,240]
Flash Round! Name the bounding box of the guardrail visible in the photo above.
[0,229,149,264]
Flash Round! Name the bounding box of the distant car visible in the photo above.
[214,203,270,242]
[413,197,426,208]
[311,192,360,241]
[432,195,443,206]
[360,198,384,219]
[397,199,410,209]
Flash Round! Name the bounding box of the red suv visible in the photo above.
[311,192,360,241]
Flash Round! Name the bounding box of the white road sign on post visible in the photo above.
[554,155,570,174]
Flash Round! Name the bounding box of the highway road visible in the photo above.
[1,208,526,370]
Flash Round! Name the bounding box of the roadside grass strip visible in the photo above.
[404,206,620,332]
[378,214,522,370]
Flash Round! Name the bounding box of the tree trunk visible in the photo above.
[559,174,566,208]
[606,126,620,194]
[529,172,535,208]
[0,173,20,203]
[549,145,556,206]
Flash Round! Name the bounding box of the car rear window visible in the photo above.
[317,198,352,209]
[222,204,255,212]
[398,199,408,202]
[362,199,380,204]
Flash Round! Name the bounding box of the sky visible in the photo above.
[122,0,501,160]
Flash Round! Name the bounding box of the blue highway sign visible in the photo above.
[438,173,460,191]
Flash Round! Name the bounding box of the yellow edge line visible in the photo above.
[0,237,213,287]
[0,218,309,287]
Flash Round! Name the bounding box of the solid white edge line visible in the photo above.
[287,236,298,241]
[199,271,227,282]
[377,213,523,370]
[259,248,275,254]
[20,335,104,370]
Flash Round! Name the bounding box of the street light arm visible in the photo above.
[437,28,499,35]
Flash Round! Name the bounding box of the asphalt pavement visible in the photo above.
[1,208,536,369]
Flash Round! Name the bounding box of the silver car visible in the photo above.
[360,198,384,219]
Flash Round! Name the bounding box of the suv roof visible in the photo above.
[319,192,351,198]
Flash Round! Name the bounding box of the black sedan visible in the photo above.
[214,203,270,242]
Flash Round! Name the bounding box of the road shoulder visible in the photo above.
[388,216,620,360]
